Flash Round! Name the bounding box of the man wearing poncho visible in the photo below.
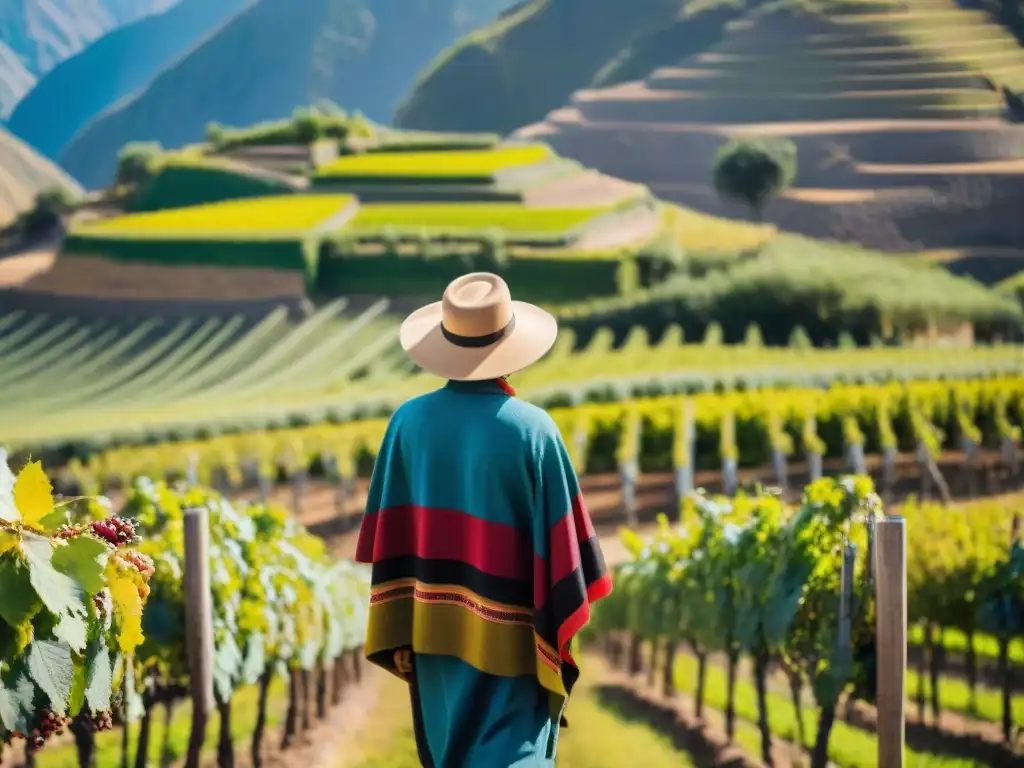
[355,272,612,767]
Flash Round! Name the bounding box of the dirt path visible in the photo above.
[0,245,57,287]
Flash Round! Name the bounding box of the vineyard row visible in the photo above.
[0,457,370,768]
[595,479,1023,768]
[61,377,1024,493]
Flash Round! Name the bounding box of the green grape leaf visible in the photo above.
[0,556,40,627]
[299,640,319,671]
[55,611,88,653]
[68,659,87,718]
[26,640,75,716]
[21,532,87,620]
[122,662,144,723]
[84,638,112,713]
[52,536,109,595]
[213,634,243,704]
[0,667,34,733]
[242,633,266,686]
[39,508,71,532]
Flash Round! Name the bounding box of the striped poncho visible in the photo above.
[355,379,611,764]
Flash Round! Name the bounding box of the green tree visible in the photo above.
[291,109,323,144]
[115,142,163,187]
[712,137,797,221]
[19,187,76,238]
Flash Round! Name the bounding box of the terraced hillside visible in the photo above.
[8,140,666,307]
[513,0,1024,262]
[0,126,83,228]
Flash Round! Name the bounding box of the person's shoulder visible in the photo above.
[388,389,443,426]
[497,398,561,441]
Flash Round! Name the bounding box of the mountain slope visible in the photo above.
[0,125,83,228]
[7,0,253,161]
[57,0,514,189]
[395,0,737,134]
[0,0,178,117]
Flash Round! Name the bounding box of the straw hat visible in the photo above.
[399,272,558,381]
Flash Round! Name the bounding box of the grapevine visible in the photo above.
[63,377,1024,492]
[91,478,370,767]
[599,477,882,768]
[0,451,153,752]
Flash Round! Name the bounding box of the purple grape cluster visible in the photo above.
[89,516,137,546]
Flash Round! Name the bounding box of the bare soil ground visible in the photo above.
[574,205,663,250]
[522,169,648,208]
[0,248,57,287]
[17,256,306,302]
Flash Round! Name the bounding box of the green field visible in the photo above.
[0,300,406,448]
[72,195,356,239]
[2,294,1022,453]
[314,144,551,178]
[346,202,617,235]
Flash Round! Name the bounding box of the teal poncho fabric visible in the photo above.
[356,379,612,765]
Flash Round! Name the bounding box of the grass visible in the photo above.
[907,625,1024,665]
[71,195,355,239]
[666,205,776,267]
[669,651,988,768]
[36,678,287,768]
[345,203,615,235]
[906,667,1024,727]
[342,666,696,768]
[315,145,551,179]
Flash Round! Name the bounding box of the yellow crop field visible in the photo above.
[315,144,551,178]
[346,202,611,233]
[73,195,356,238]
[668,204,777,256]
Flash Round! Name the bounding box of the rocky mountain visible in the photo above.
[0,0,178,117]
[58,0,513,189]
[7,0,253,161]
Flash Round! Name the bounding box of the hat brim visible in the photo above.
[399,300,558,381]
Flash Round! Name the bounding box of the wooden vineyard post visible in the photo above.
[673,400,695,521]
[876,517,907,768]
[961,434,979,497]
[882,446,897,503]
[291,465,307,515]
[804,415,823,483]
[573,418,589,479]
[768,409,790,494]
[619,461,638,527]
[771,447,788,493]
[721,411,738,496]
[184,508,215,768]
[916,441,931,500]
[844,417,867,477]
[618,408,641,527]
[1001,435,1019,479]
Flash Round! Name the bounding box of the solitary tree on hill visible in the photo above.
[115,142,163,188]
[712,137,797,221]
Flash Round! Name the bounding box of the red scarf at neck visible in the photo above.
[496,378,517,397]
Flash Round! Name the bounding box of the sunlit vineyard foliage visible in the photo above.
[596,478,882,768]
[1,457,369,768]
[0,454,153,754]
[61,376,1024,490]
[596,477,1024,768]
[85,479,368,768]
